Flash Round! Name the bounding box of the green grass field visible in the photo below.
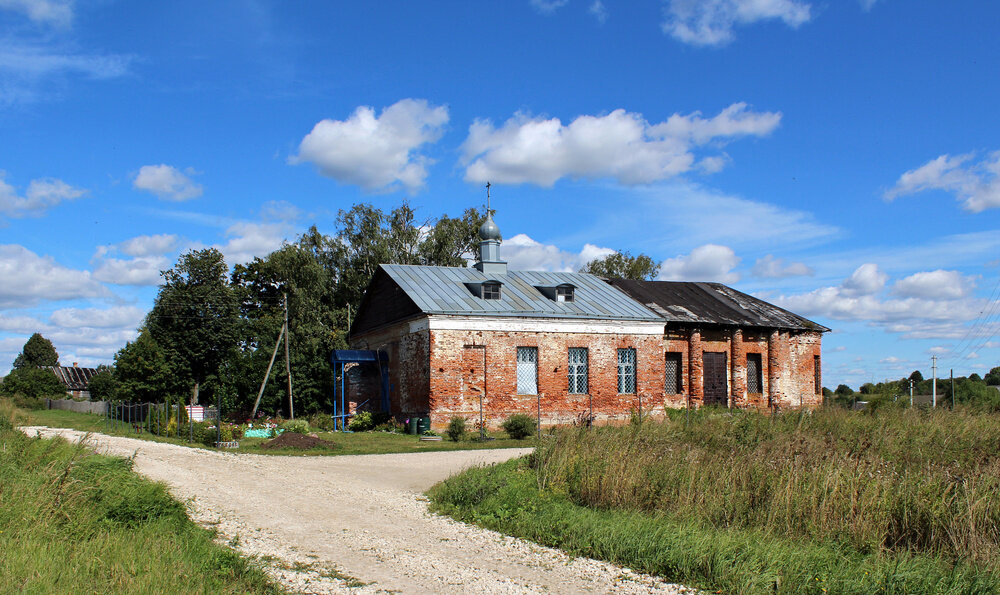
[22,406,533,456]
[0,400,281,594]
[429,406,1000,594]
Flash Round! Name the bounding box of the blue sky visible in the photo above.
[1,0,998,388]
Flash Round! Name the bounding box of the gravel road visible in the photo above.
[23,427,689,594]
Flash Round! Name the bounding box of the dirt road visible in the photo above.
[23,427,687,594]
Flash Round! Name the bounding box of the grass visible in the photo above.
[0,399,281,594]
[21,406,534,456]
[428,406,1000,594]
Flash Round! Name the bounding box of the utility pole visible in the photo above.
[931,356,938,408]
[909,379,914,407]
[951,369,955,409]
[284,292,294,419]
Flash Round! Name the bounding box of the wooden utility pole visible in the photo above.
[251,321,284,420]
[284,292,294,419]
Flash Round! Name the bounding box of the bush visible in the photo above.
[349,410,374,432]
[501,414,536,440]
[280,419,310,434]
[374,418,402,433]
[447,416,466,442]
[309,413,335,431]
[87,368,118,401]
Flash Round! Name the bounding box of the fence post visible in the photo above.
[537,392,541,439]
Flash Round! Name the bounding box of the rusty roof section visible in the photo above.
[607,279,830,332]
[45,365,99,390]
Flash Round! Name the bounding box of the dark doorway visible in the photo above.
[703,352,728,406]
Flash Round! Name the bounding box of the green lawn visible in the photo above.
[22,406,535,456]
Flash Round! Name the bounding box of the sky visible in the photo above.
[1,0,998,388]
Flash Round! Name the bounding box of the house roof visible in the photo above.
[608,279,829,332]
[375,264,662,322]
[45,365,99,390]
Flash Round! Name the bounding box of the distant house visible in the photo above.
[45,363,99,400]
[348,211,828,428]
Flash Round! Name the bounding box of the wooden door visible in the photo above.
[703,352,728,406]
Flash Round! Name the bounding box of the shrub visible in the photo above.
[166,418,178,437]
[309,413,335,431]
[447,416,466,442]
[374,418,402,433]
[349,410,374,432]
[501,414,536,440]
[280,419,310,434]
[87,368,118,401]
[0,367,65,399]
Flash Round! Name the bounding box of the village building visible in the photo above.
[45,363,99,400]
[348,212,828,428]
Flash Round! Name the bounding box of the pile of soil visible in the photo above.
[259,432,336,450]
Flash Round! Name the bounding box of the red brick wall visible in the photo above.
[350,322,430,417]
[428,327,664,428]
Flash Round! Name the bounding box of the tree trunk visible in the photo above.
[191,382,200,405]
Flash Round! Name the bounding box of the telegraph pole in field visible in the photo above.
[931,356,938,408]
[284,292,294,419]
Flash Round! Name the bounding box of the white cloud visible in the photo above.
[0,43,130,79]
[840,263,886,296]
[133,164,203,201]
[892,270,975,300]
[658,244,740,282]
[0,244,106,308]
[0,172,86,218]
[49,306,145,329]
[290,98,448,194]
[0,313,46,333]
[589,0,608,23]
[462,103,780,186]
[502,233,615,272]
[859,0,878,11]
[0,0,72,27]
[531,0,568,14]
[216,221,291,266]
[117,234,178,258]
[884,151,1000,213]
[662,0,811,47]
[752,254,813,278]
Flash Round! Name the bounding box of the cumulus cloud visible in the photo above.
[752,254,813,278]
[0,172,86,218]
[892,270,975,300]
[133,164,203,201]
[662,0,812,47]
[91,234,179,286]
[884,152,1000,213]
[0,244,106,307]
[462,103,780,186]
[0,313,46,333]
[658,244,740,282]
[0,0,72,27]
[215,221,291,266]
[502,233,615,272]
[290,98,448,194]
[49,306,145,329]
[840,263,887,297]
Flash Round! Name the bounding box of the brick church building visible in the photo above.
[348,212,828,428]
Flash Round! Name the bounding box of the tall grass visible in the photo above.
[532,407,1000,568]
[0,399,280,594]
[430,406,1000,592]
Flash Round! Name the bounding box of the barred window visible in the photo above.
[483,282,501,300]
[617,348,636,394]
[814,355,821,395]
[568,347,588,394]
[516,347,538,395]
[747,353,763,394]
[664,352,682,394]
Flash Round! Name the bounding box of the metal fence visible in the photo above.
[105,401,218,443]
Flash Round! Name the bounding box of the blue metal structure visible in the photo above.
[329,349,390,431]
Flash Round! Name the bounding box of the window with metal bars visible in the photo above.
[483,282,501,300]
[568,347,588,394]
[617,348,636,394]
[746,353,763,394]
[664,352,682,394]
[516,347,538,395]
[814,355,821,395]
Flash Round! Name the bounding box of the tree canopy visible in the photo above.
[12,333,59,369]
[580,250,660,281]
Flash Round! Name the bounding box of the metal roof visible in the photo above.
[379,264,662,322]
[45,365,98,390]
[608,279,829,332]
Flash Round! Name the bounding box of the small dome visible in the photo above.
[479,213,501,241]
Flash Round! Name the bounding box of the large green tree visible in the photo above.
[12,333,59,369]
[0,367,64,399]
[418,207,486,267]
[581,250,660,281]
[986,366,1000,386]
[147,249,240,405]
[113,332,176,403]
